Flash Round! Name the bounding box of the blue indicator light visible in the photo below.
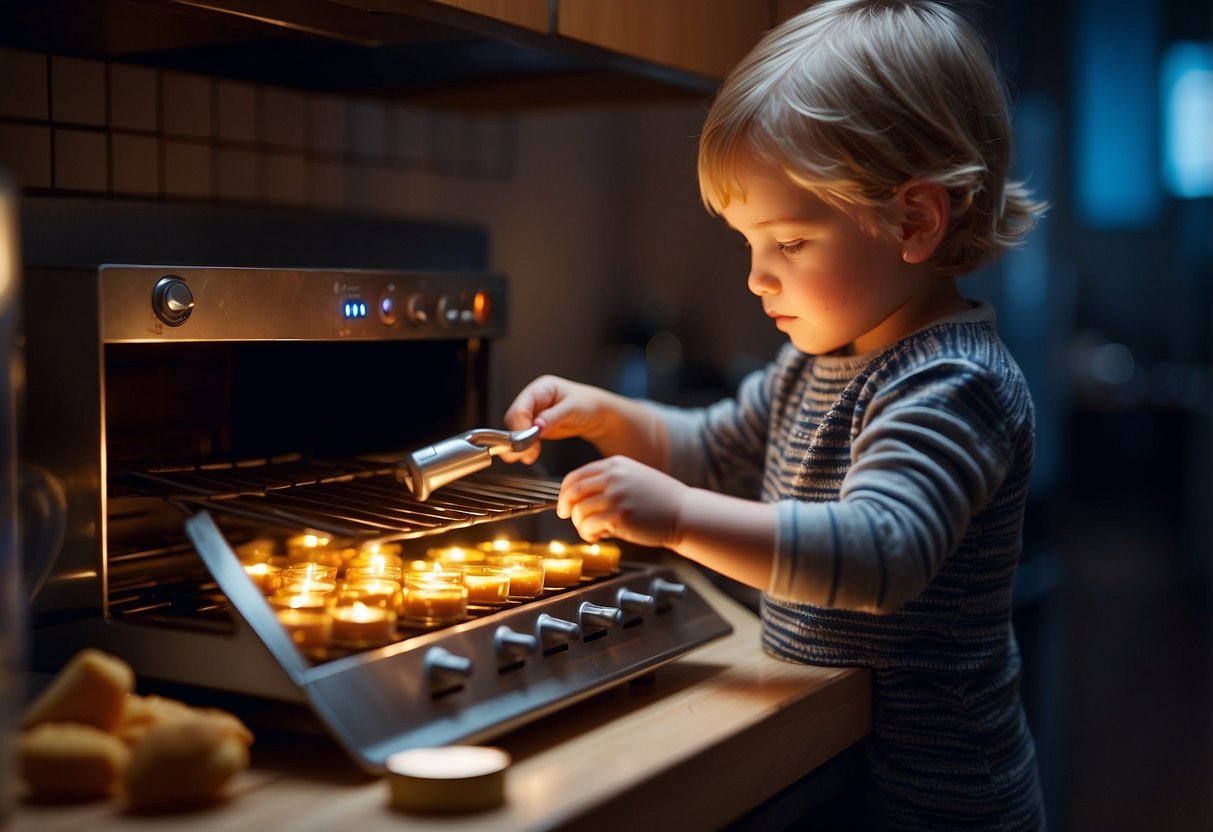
[359,302,367,317]
[342,299,369,319]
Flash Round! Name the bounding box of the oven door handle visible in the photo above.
[396,425,540,502]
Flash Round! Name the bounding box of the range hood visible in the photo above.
[0,0,721,109]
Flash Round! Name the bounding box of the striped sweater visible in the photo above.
[662,302,1045,830]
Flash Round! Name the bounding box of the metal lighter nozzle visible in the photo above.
[397,425,540,501]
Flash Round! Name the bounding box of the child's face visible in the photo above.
[720,154,939,355]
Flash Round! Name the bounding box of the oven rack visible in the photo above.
[109,458,561,539]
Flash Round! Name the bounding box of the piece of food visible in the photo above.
[117,694,253,747]
[122,718,251,812]
[21,648,135,732]
[18,722,131,803]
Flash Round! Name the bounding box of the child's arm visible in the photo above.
[501,375,671,470]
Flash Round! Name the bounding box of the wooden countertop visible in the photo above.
[9,566,871,831]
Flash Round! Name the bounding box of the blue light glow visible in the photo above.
[1162,41,1213,199]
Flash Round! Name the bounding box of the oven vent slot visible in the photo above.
[110,459,560,539]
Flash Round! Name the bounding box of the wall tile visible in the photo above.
[0,49,49,121]
[0,123,51,188]
[163,139,212,197]
[53,128,108,191]
[349,99,386,160]
[51,56,106,126]
[111,132,159,195]
[310,159,345,208]
[162,71,212,138]
[261,150,307,205]
[261,87,306,149]
[309,95,346,155]
[216,79,256,143]
[216,147,258,201]
[110,64,158,132]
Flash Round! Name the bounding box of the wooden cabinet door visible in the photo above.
[426,0,551,33]
[556,0,775,81]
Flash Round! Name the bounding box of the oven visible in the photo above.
[18,261,732,773]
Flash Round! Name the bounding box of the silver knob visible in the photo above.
[616,589,656,615]
[151,275,194,326]
[579,601,622,630]
[650,578,687,606]
[436,293,460,328]
[404,293,428,325]
[536,614,581,649]
[424,646,472,686]
[494,626,538,659]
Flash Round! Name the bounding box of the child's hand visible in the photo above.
[557,456,686,549]
[500,375,614,465]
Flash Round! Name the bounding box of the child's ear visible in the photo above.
[894,180,950,264]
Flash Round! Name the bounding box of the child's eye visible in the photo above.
[776,240,806,255]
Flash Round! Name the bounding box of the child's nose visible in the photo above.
[747,263,778,296]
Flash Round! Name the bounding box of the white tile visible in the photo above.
[216,147,258,201]
[162,71,212,138]
[0,123,51,187]
[309,94,346,154]
[53,128,107,191]
[0,49,48,120]
[111,133,159,195]
[109,63,158,132]
[51,56,106,126]
[163,139,211,197]
[261,87,306,148]
[216,79,256,143]
[261,150,306,204]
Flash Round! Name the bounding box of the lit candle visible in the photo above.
[276,607,331,650]
[346,549,405,575]
[575,542,621,576]
[487,553,545,598]
[287,532,342,567]
[270,577,336,610]
[281,563,338,585]
[329,601,397,647]
[403,573,468,625]
[242,561,282,594]
[538,541,582,588]
[475,539,532,555]
[345,564,404,583]
[460,566,511,606]
[235,536,277,564]
[426,546,487,567]
[338,578,403,612]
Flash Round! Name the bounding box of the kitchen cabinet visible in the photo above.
[0,0,804,107]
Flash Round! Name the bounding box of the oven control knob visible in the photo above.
[435,293,460,328]
[494,626,538,659]
[578,601,622,630]
[152,276,194,326]
[424,646,472,685]
[616,589,656,615]
[649,578,688,607]
[404,292,428,325]
[536,614,581,648]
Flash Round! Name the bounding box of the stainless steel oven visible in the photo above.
[18,261,731,773]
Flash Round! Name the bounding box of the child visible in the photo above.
[503,0,1048,827]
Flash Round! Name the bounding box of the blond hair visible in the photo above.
[698,0,1046,277]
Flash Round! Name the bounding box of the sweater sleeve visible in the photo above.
[656,360,777,499]
[768,357,1020,614]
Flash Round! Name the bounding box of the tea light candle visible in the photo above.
[282,562,338,585]
[287,532,342,567]
[537,542,582,588]
[243,561,282,594]
[386,746,510,814]
[426,546,487,567]
[345,564,404,583]
[235,536,277,564]
[338,578,403,612]
[460,566,510,606]
[276,608,331,650]
[576,542,621,576]
[404,573,468,625]
[270,590,332,611]
[329,601,396,647]
[487,553,546,598]
[475,539,532,555]
[361,541,404,558]
[347,550,405,575]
